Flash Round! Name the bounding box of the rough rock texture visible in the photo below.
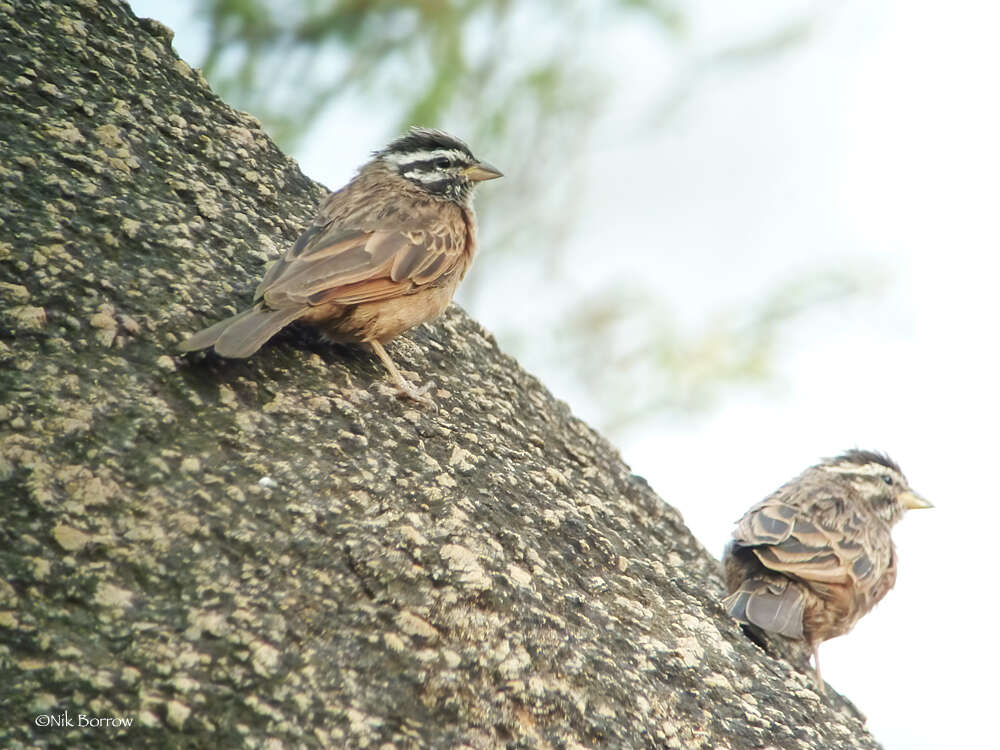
[0,2,882,748]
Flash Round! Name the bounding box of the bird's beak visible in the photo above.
[463,161,503,181]
[900,490,934,510]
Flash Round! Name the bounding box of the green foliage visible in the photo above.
[555,268,878,432]
[196,0,654,149]
[181,0,866,432]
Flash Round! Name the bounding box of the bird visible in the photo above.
[179,127,502,402]
[721,449,932,693]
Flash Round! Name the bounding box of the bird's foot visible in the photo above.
[812,644,826,695]
[393,378,437,408]
[368,339,436,409]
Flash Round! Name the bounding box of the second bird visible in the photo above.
[721,449,932,693]
[179,127,502,401]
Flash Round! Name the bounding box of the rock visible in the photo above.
[0,1,880,747]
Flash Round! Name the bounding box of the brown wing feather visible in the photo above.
[254,226,367,299]
[256,203,467,311]
[733,495,883,589]
[309,277,414,306]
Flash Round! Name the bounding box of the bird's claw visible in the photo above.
[395,379,437,409]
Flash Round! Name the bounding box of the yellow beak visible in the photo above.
[900,490,933,510]
[463,161,503,182]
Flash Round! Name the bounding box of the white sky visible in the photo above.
[134,1,998,747]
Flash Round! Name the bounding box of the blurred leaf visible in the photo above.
[554,266,880,433]
[714,16,818,65]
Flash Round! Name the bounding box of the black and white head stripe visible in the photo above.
[376,127,480,200]
[376,127,475,165]
[832,449,901,474]
[819,449,905,481]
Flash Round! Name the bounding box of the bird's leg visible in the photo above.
[368,340,434,405]
[812,643,826,695]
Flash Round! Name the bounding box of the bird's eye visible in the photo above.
[434,157,452,169]
[881,474,894,486]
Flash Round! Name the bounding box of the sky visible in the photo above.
[132,1,997,747]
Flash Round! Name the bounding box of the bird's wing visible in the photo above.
[255,203,468,309]
[733,497,879,587]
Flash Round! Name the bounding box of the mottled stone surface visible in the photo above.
[0,2,881,748]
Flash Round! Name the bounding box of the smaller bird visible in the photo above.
[179,127,502,402]
[721,449,932,692]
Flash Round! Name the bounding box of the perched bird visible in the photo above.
[721,449,932,692]
[179,127,502,402]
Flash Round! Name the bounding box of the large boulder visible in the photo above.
[0,2,879,747]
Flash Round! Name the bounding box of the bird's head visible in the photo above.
[819,449,933,524]
[376,127,502,204]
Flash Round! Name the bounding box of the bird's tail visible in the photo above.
[722,576,805,640]
[179,303,305,359]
